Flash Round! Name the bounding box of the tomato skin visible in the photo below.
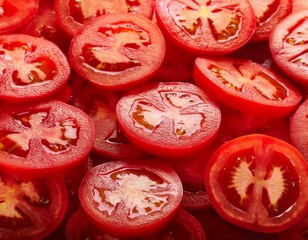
[0,34,70,102]
[205,134,308,233]
[155,0,256,55]
[290,97,308,160]
[0,173,68,240]
[69,13,166,91]
[194,56,302,118]
[0,100,96,177]
[116,82,221,159]
[79,160,183,239]
[269,10,308,86]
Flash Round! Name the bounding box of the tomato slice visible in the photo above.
[269,10,308,86]
[0,100,95,177]
[194,56,302,118]
[0,172,67,240]
[0,34,70,102]
[248,0,292,42]
[0,0,39,33]
[79,160,183,238]
[278,213,308,240]
[54,0,155,37]
[116,82,221,158]
[205,134,308,233]
[290,97,308,160]
[69,13,165,91]
[155,0,256,55]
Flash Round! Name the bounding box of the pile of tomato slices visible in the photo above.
[0,0,307,239]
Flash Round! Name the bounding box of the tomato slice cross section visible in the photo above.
[79,160,183,238]
[205,134,308,233]
[0,100,95,177]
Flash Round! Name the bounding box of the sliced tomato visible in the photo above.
[79,160,183,238]
[194,56,302,118]
[69,13,165,91]
[116,82,221,158]
[155,0,256,55]
[0,0,39,33]
[0,100,95,177]
[269,10,308,86]
[205,134,308,233]
[290,97,308,160]
[0,172,68,240]
[0,34,70,102]
[248,0,292,42]
[278,213,308,240]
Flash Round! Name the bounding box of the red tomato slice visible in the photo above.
[69,13,165,91]
[54,0,155,37]
[0,100,95,177]
[269,10,308,86]
[248,0,292,42]
[0,34,70,102]
[78,160,183,238]
[194,56,302,118]
[290,97,308,160]
[116,82,221,158]
[0,172,68,240]
[205,134,308,233]
[155,0,256,55]
[0,0,39,33]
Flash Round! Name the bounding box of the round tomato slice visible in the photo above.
[248,0,292,42]
[54,0,155,37]
[269,10,308,86]
[79,160,183,239]
[205,134,308,233]
[69,13,166,91]
[116,82,221,159]
[0,34,70,102]
[290,97,308,160]
[0,0,39,33]
[0,100,95,177]
[0,172,68,240]
[155,0,256,55]
[194,56,302,118]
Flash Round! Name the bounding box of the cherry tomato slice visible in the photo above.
[269,10,308,86]
[54,0,155,37]
[205,134,308,233]
[69,13,166,91]
[79,160,183,239]
[0,100,95,177]
[0,172,67,240]
[116,82,221,159]
[194,56,302,118]
[0,34,70,102]
[155,0,256,55]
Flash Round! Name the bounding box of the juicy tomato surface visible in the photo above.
[248,0,292,42]
[79,160,183,238]
[290,97,308,160]
[0,0,39,33]
[0,100,95,177]
[155,0,256,55]
[0,34,70,102]
[0,172,68,240]
[55,0,155,37]
[69,13,166,91]
[194,56,302,118]
[205,134,308,233]
[269,10,308,86]
[116,81,221,158]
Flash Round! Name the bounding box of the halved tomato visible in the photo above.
[205,134,308,233]
[194,56,302,118]
[0,172,68,240]
[0,100,95,177]
[79,160,183,239]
